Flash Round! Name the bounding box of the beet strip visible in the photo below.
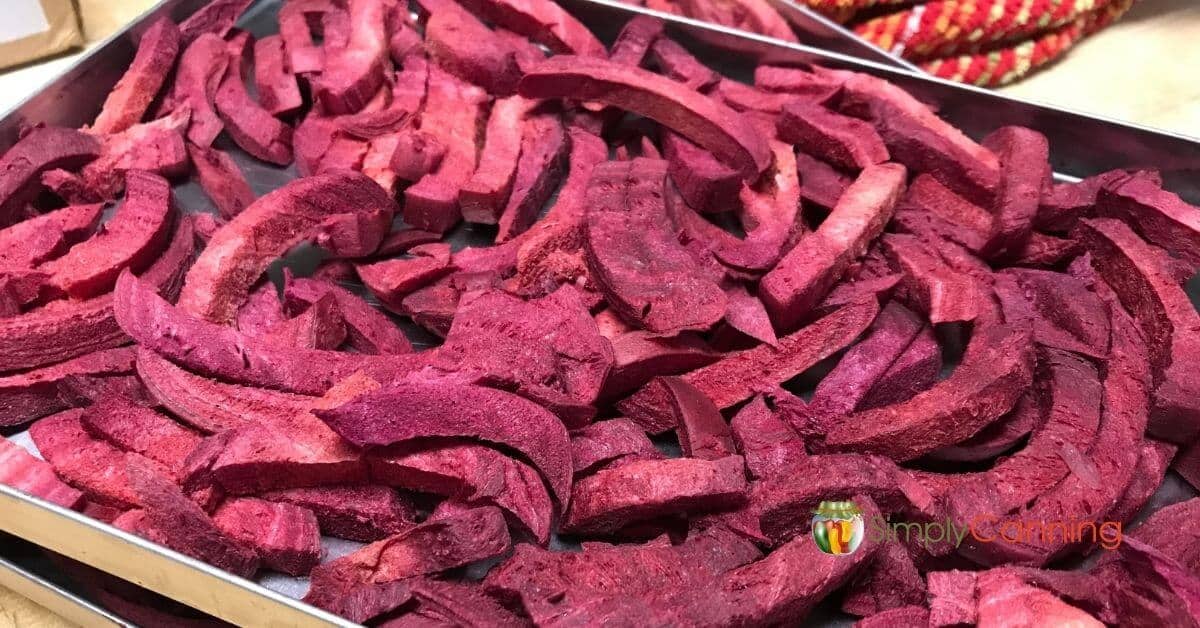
[253,35,302,117]
[91,18,182,135]
[187,143,256,219]
[0,127,101,222]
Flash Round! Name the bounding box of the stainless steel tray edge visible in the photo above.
[0,554,126,627]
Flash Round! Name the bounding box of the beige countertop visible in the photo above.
[0,0,1198,624]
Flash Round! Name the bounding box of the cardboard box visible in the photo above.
[0,0,82,70]
[77,0,161,43]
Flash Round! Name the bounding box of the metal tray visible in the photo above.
[1,0,1199,625]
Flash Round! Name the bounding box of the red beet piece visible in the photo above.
[661,131,740,215]
[997,268,1110,357]
[277,0,334,74]
[979,126,1051,260]
[521,56,771,179]
[495,113,570,242]
[563,455,748,535]
[187,143,255,219]
[584,158,727,334]
[857,606,930,628]
[91,18,181,135]
[403,66,487,233]
[570,418,661,475]
[0,269,48,315]
[651,37,719,92]
[388,129,446,184]
[825,324,1033,461]
[659,377,736,460]
[929,391,1041,462]
[212,498,322,576]
[80,109,190,200]
[262,293,346,350]
[1011,231,1081,267]
[423,0,521,95]
[777,100,888,170]
[858,319,941,410]
[373,229,442,258]
[252,35,302,117]
[30,409,158,508]
[715,139,802,274]
[40,171,174,299]
[0,203,102,268]
[125,459,260,578]
[463,0,605,56]
[927,570,977,625]
[610,15,664,66]
[1076,217,1200,444]
[621,299,879,433]
[170,34,230,147]
[179,171,395,324]
[835,70,999,205]
[0,436,83,509]
[459,96,534,224]
[313,0,389,115]
[215,35,294,166]
[1103,539,1200,627]
[842,541,927,617]
[116,272,424,394]
[317,379,572,505]
[283,275,412,354]
[259,485,417,543]
[722,283,778,346]
[601,331,719,399]
[304,506,510,622]
[235,281,285,338]
[1098,170,1200,267]
[389,579,525,628]
[0,347,136,427]
[796,149,852,209]
[0,127,101,222]
[1107,440,1175,524]
[1036,169,1139,232]
[179,0,253,44]
[761,163,905,331]
[730,396,806,479]
[81,396,200,476]
[882,232,980,324]
[357,244,455,311]
[900,173,992,248]
[370,441,554,545]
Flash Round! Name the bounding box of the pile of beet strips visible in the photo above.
[2,0,1200,624]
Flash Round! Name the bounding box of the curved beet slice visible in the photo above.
[169,34,230,147]
[460,95,535,224]
[777,100,888,170]
[0,347,136,427]
[1098,172,1200,266]
[0,127,101,221]
[979,126,1050,260]
[178,0,253,44]
[562,456,747,535]
[423,0,521,95]
[212,498,321,576]
[253,35,302,117]
[187,143,255,219]
[214,36,294,165]
[80,109,191,200]
[760,163,905,331]
[0,203,102,268]
[91,18,181,135]
[179,171,394,324]
[661,131,740,215]
[601,331,719,399]
[520,56,771,179]
[40,171,174,299]
[0,436,83,509]
[357,243,455,311]
[261,294,346,350]
[1076,217,1200,444]
[258,485,416,543]
[928,392,1041,463]
[495,113,570,242]
[283,275,413,354]
[81,395,200,476]
[463,0,605,56]
[584,158,727,334]
[570,419,661,476]
[825,324,1033,461]
[609,15,664,66]
[660,377,736,460]
[315,380,573,505]
[882,233,980,324]
[313,0,389,115]
[714,140,801,274]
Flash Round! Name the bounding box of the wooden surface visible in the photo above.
[0,1,1199,625]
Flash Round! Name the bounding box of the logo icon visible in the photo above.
[812,500,864,555]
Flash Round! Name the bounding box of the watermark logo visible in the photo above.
[811,500,865,555]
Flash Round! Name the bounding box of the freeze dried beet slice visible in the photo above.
[81,396,200,476]
[283,275,412,354]
[127,459,260,578]
[253,35,302,117]
[661,131,740,215]
[179,171,395,324]
[563,456,748,535]
[179,0,253,44]
[370,441,554,545]
[730,396,806,479]
[0,269,48,314]
[262,294,346,350]
[570,419,661,475]
[459,96,535,224]
[975,569,1104,627]
[393,579,525,628]
[842,541,926,617]
[755,65,842,96]
[117,273,424,394]
[403,66,487,233]
[169,34,230,147]
[882,233,980,324]
[0,347,136,427]
[1036,169,1138,233]
[777,100,888,170]
[584,158,727,334]
[998,268,1110,357]
[187,143,255,219]
[423,0,521,95]
[796,149,851,209]
[79,109,190,200]
[1108,440,1175,524]
[0,436,83,509]
[30,409,162,509]
[463,0,606,56]
[0,203,102,269]
[825,324,1033,461]
[1011,231,1081,267]
[304,506,510,621]
[91,18,181,135]
[214,38,294,166]
[40,171,174,300]
[313,0,389,115]
[1124,498,1200,572]
[651,37,720,92]
[235,282,285,337]
[278,0,336,73]
[496,113,570,242]
[388,129,445,184]
[520,56,771,179]
[714,139,801,274]
[793,302,924,436]
[0,127,101,222]
[316,380,573,505]
[722,283,777,346]
[659,377,735,460]
[259,485,417,543]
[760,163,905,330]
[620,299,879,433]
[857,606,929,628]
[601,331,719,399]
[979,126,1050,260]
[609,15,664,66]
[929,392,1041,462]
[1098,171,1200,267]
[357,244,456,312]
[212,498,322,576]
[1101,539,1200,627]
[1076,217,1200,444]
